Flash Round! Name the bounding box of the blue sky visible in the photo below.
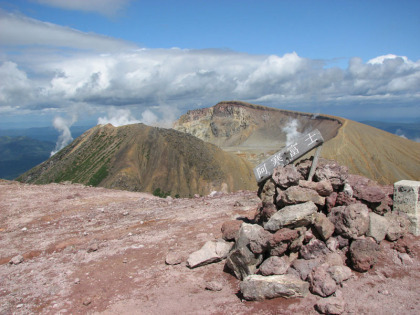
[0,0,419,130]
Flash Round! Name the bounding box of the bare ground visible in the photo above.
[1,180,419,314]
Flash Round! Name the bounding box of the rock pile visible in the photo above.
[186,158,411,312]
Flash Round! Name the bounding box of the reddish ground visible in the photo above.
[1,180,419,314]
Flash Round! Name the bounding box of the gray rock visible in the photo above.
[349,238,380,272]
[240,274,309,301]
[259,256,290,276]
[367,212,389,242]
[258,179,276,205]
[237,223,271,254]
[279,186,325,206]
[385,212,410,241]
[342,183,353,197]
[187,239,233,268]
[205,280,224,291]
[314,212,335,241]
[315,295,346,314]
[308,263,337,297]
[165,251,183,265]
[264,201,317,232]
[291,258,320,281]
[300,239,330,260]
[299,180,334,197]
[328,265,352,284]
[9,254,24,265]
[272,164,301,189]
[328,204,370,239]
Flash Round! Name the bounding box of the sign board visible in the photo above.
[253,129,324,183]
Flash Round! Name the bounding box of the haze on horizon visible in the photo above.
[1,0,419,131]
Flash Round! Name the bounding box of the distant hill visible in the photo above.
[361,121,420,142]
[0,136,54,180]
[0,125,91,142]
[174,101,420,184]
[17,123,256,197]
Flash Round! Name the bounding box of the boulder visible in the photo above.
[272,164,301,189]
[290,258,320,281]
[385,211,410,241]
[187,239,233,268]
[328,204,370,239]
[235,223,272,255]
[259,256,290,276]
[258,179,276,205]
[308,263,338,297]
[270,228,300,245]
[256,203,278,223]
[264,201,317,232]
[367,212,389,242]
[240,274,309,301]
[349,238,379,272]
[315,295,346,314]
[314,160,348,190]
[279,186,325,207]
[328,265,352,284]
[221,220,243,241]
[299,180,334,197]
[314,212,335,241]
[295,158,313,179]
[347,174,386,204]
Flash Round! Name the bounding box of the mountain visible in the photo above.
[0,136,55,180]
[17,123,256,197]
[174,101,420,185]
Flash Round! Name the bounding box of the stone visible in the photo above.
[236,223,272,255]
[257,203,278,223]
[300,239,330,260]
[270,228,299,245]
[259,256,290,276]
[165,251,183,265]
[279,186,325,206]
[258,179,276,205]
[291,258,320,281]
[328,204,370,239]
[299,180,334,197]
[187,239,233,268]
[328,265,352,284]
[296,158,313,178]
[315,295,346,314]
[326,237,339,252]
[385,211,410,241]
[314,160,348,190]
[392,236,413,254]
[240,274,309,301]
[205,280,224,291]
[272,164,301,189]
[348,174,386,204]
[314,212,335,241]
[221,220,243,241]
[326,192,338,212]
[334,192,357,206]
[87,243,99,253]
[264,201,317,232]
[9,254,24,265]
[324,252,344,266]
[342,183,353,197]
[349,238,380,272]
[367,212,389,242]
[393,180,420,236]
[269,242,289,256]
[308,263,337,297]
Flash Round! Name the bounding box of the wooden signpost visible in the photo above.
[253,129,324,183]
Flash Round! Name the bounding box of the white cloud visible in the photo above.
[35,0,132,16]
[0,10,136,51]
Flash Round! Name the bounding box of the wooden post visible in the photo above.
[307,144,322,181]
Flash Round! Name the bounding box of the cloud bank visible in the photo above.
[35,0,132,16]
[1,13,419,125]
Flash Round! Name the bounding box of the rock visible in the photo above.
[259,256,290,276]
[392,236,412,254]
[342,183,353,197]
[9,254,24,265]
[336,235,349,249]
[296,158,313,178]
[270,228,299,244]
[240,274,309,301]
[264,201,317,232]
[308,263,337,297]
[314,160,348,190]
[258,179,276,205]
[236,223,272,255]
[299,180,334,197]
[398,253,413,265]
[326,237,339,252]
[269,242,289,256]
[257,203,278,223]
[187,239,233,268]
[314,212,335,241]
[221,220,243,241]
[291,258,320,281]
[279,186,325,206]
[349,238,380,272]
[87,243,99,253]
[315,295,346,314]
[328,204,370,239]
[328,265,352,284]
[347,174,386,204]
[205,280,224,291]
[226,247,262,280]
[300,239,330,260]
[334,192,357,206]
[272,164,301,189]
[324,252,344,266]
[385,211,410,241]
[326,192,338,212]
[367,212,389,242]
[165,251,183,265]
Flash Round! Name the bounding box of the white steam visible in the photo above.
[50,116,75,156]
[97,108,141,127]
[282,119,302,146]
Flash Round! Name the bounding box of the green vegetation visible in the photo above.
[153,187,171,198]
[87,164,109,186]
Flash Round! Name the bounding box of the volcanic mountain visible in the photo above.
[17,123,256,197]
[174,101,420,184]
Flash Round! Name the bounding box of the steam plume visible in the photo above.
[50,116,75,156]
[282,119,302,146]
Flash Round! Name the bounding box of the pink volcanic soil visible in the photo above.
[1,180,419,314]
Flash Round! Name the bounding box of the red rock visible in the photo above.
[221,220,243,241]
[349,238,379,272]
[308,263,338,297]
[270,228,299,245]
[314,160,348,191]
[299,180,334,197]
[326,192,338,213]
[272,164,301,189]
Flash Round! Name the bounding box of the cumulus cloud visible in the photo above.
[1,14,419,125]
[35,0,132,16]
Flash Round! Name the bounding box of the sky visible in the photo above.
[0,0,419,131]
